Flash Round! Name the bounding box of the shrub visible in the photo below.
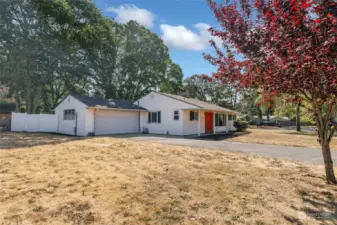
[234,121,248,132]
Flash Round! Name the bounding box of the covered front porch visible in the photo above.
[181,109,236,136]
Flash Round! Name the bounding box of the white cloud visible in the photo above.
[194,23,223,48]
[160,23,222,51]
[160,24,205,51]
[106,4,154,28]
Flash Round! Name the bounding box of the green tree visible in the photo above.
[0,0,55,113]
[160,62,183,94]
[30,0,114,49]
[255,94,281,121]
[0,0,95,113]
[183,75,209,101]
[274,98,315,131]
[183,74,239,109]
[0,1,183,113]
[238,89,261,121]
[91,21,181,100]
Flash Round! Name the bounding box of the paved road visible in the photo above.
[130,136,337,165]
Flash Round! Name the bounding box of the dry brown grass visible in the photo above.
[0,132,337,225]
[231,127,337,150]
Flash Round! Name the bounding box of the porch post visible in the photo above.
[213,112,216,134]
[198,110,201,136]
[226,113,229,132]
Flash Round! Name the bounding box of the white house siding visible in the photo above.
[85,108,95,134]
[182,110,206,135]
[137,92,198,135]
[55,96,87,136]
[228,120,236,131]
[139,111,147,133]
[94,109,139,135]
[215,126,227,133]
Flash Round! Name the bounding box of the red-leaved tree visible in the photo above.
[205,0,337,184]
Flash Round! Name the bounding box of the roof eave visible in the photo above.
[154,91,202,108]
[87,106,147,112]
[181,108,239,114]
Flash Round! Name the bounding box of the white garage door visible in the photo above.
[95,110,139,135]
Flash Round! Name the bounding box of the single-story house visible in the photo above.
[137,92,238,136]
[54,92,238,136]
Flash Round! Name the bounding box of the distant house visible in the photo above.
[54,92,238,136]
[0,103,16,119]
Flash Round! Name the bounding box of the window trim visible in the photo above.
[64,109,76,120]
[148,111,161,124]
[215,113,226,127]
[189,111,199,121]
[228,114,236,121]
[173,110,179,121]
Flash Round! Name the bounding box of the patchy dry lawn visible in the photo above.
[231,128,337,150]
[0,132,336,225]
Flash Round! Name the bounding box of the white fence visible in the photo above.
[11,112,58,133]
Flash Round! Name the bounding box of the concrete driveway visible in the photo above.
[130,136,337,165]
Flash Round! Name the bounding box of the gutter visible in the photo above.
[87,107,147,112]
[182,108,239,114]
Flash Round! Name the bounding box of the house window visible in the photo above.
[148,111,161,123]
[228,115,236,121]
[174,110,179,120]
[64,109,76,120]
[189,111,198,121]
[215,114,226,126]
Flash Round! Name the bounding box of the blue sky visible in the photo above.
[92,0,223,78]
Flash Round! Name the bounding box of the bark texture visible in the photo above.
[313,101,337,184]
[296,102,301,132]
[322,142,337,184]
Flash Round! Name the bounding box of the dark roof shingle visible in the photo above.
[72,95,146,111]
[156,92,238,114]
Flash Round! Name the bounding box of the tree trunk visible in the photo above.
[14,90,21,112]
[26,88,33,114]
[313,101,337,184]
[296,102,301,132]
[32,87,42,113]
[266,109,270,121]
[321,141,337,184]
[257,106,262,126]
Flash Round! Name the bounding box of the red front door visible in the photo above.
[205,112,213,133]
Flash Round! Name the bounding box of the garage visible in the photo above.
[94,109,140,135]
[55,95,146,136]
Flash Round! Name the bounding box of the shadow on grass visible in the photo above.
[191,131,252,141]
[0,132,197,150]
[299,188,337,224]
[283,172,337,224]
[279,131,317,137]
[102,131,253,142]
[0,132,82,150]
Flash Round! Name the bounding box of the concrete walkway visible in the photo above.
[130,136,337,165]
